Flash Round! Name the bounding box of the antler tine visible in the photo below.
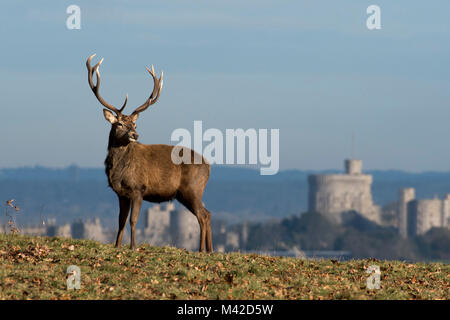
[119,94,128,113]
[86,54,126,116]
[131,65,163,116]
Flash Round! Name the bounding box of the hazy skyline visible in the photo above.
[1,1,450,172]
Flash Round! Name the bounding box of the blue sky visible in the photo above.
[1,1,449,171]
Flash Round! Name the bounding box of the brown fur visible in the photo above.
[86,55,213,252]
[105,114,213,252]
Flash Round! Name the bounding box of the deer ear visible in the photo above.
[129,113,139,123]
[103,109,118,124]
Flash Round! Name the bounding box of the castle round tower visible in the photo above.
[308,159,380,223]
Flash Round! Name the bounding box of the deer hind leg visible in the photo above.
[193,206,212,252]
[177,195,213,253]
[129,195,143,250]
[115,196,131,248]
[202,207,213,253]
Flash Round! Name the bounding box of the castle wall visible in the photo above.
[408,199,442,236]
[71,218,106,243]
[83,218,106,243]
[20,226,46,236]
[143,204,172,246]
[308,172,379,223]
[141,203,200,251]
[52,224,71,238]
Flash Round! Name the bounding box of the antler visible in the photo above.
[86,54,128,115]
[131,65,164,116]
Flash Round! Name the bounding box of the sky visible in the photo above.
[1,0,450,172]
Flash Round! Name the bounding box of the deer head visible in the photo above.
[86,54,163,146]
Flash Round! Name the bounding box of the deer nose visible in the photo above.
[131,132,139,140]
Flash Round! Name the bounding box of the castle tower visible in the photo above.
[442,194,450,228]
[345,159,362,175]
[308,159,380,224]
[170,208,199,251]
[398,188,415,238]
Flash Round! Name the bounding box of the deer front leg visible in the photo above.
[129,195,143,250]
[115,196,131,248]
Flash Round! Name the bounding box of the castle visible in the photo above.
[7,159,449,250]
[142,202,200,251]
[308,159,381,224]
[398,188,449,238]
[10,202,243,252]
[15,217,109,243]
[308,159,450,237]
[11,205,200,250]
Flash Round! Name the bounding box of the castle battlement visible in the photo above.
[308,174,372,185]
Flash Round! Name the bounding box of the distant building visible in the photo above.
[142,203,200,251]
[18,218,107,243]
[71,218,106,243]
[398,190,450,237]
[15,204,202,250]
[143,203,173,246]
[214,221,249,253]
[398,188,415,238]
[46,220,71,238]
[170,207,200,250]
[308,159,381,223]
[307,159,450,235]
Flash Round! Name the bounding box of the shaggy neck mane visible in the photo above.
[107,130,130,150]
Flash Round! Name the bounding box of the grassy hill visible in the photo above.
[0,234,448,300]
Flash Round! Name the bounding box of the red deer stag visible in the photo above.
[86,54,213,252]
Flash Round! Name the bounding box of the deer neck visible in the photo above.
[105,132,135,183]
[107,130,133,149]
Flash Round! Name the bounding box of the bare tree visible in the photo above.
[86,54,213,252]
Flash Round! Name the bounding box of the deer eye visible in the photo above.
[117,123,123,127]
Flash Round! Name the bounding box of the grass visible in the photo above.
[0,233,448,300]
